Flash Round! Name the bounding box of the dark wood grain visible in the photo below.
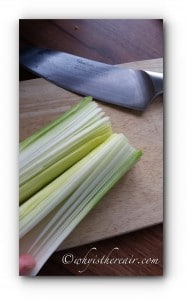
[19,19,163,80]
[38,224,163,276]
[19,19,163,276]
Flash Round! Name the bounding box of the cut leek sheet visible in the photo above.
[19,97,142,276]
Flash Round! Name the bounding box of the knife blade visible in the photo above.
[20,46,163,111]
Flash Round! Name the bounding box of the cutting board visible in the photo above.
[19,58,163,251]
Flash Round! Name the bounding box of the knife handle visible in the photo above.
[145,70,163,94]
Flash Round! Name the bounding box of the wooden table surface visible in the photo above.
[19,19,163,276]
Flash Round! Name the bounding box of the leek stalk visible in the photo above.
[19,97,142,276]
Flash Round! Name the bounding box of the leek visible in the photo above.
[19,134,142,275]
[19,97,142,276]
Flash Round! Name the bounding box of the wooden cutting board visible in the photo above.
[19,58,163,251]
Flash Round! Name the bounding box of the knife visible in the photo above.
[20,46,163,111]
